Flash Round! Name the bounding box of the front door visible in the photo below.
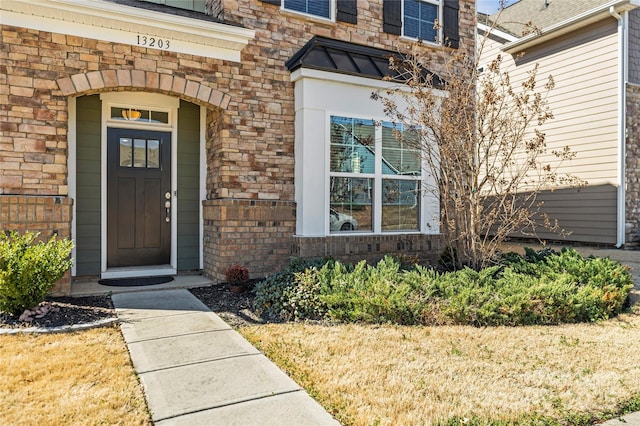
[107,128,171,267]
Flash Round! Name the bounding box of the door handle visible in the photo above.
[164,192,171,223]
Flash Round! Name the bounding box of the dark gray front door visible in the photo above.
[107,128,171,267]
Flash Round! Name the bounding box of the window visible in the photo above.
[110,107,170,124]
[330,116,423,233]
[403,0,440,42]
[141,0,206,13]
[384,0,458,47]
[283,0,331,19]
[118,138,160,169]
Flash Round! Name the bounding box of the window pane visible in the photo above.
[330,176,373,232]
[330,116,375,174]
[119,138,132,167]
[147,140,160,168]
[382,179,420,231]
[382,122,421,175]
[284,0,330,18]
[133,139,147,168]
[112,107,126,121]
[150,111,169,124]
[404,0,438,42]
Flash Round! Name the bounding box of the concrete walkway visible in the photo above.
[111,289,339,425]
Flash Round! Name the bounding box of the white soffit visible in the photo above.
[0,0,255,62]
[502,0,639,54]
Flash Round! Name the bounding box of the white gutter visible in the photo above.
[610,7,629,247]
[477,22,518,43]
[502,0,639,54]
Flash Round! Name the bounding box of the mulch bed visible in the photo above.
[190,283,264,328]
[0,296,115,330]
[0,283,264,330]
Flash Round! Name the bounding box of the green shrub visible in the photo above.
[253,249,634,327]
[253,257,329,321]
[0,231,74,316]
[318,257,427,324]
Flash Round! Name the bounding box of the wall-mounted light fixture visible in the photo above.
[122,108,142,121]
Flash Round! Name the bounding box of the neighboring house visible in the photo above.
[0,0,475,294]
[478,0,640,247]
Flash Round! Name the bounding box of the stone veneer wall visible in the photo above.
[1,1,476,288]
[627,83,640,245]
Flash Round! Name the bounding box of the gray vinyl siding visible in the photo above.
[177,100,201,270]
[480,18,620,245]
[75,95,102,275]
[630,9,640,84]
[529,185,617,244]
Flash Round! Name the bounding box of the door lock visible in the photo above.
[164,192,171,223]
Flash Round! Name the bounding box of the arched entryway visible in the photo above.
[61,72,228,279]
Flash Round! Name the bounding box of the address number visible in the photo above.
[136,35,170,49]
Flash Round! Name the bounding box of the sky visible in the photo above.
[476,0,515,15]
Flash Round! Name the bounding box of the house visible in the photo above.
[478,0,640,247]
[0,0,475,294]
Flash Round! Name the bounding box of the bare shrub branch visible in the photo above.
[373,35,585,270]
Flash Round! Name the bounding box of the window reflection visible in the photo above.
[147,140,160,168]
[119,138,132,167]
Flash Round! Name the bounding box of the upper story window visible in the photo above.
[261,0,357,24]
[283,0,331,19]
[383,0,459,48]
[141,0,206,13]
[403,0,440,42]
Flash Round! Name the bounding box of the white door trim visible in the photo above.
[99,92,180,278]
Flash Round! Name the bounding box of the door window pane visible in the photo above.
[133,139,147,168]
[330,176,373,232]
[119,138,132,167]
[382,179,420,231]
[147,140,160,168]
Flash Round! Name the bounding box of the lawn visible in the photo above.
[240,304,640,425]
[0,326,150,425]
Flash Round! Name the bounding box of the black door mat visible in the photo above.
[98,276,174,287]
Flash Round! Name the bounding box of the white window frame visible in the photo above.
[282,0,335,22]
[401,0,443,45]
[106,103,173,129]
[328,114,424,235]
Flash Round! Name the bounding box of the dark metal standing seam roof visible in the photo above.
[286,36,443,85]
[286,36,396,79]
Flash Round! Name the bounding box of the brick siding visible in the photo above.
[0,196,73,295]
[293,234,441,267]
[203,199,296,280]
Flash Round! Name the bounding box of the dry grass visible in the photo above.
[0,326,150,425]
[241,306,640,425]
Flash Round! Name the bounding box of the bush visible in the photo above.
[224,264,249,284]
[0,231,74,316]
[253,257,329,321]
[253,249,634,327]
